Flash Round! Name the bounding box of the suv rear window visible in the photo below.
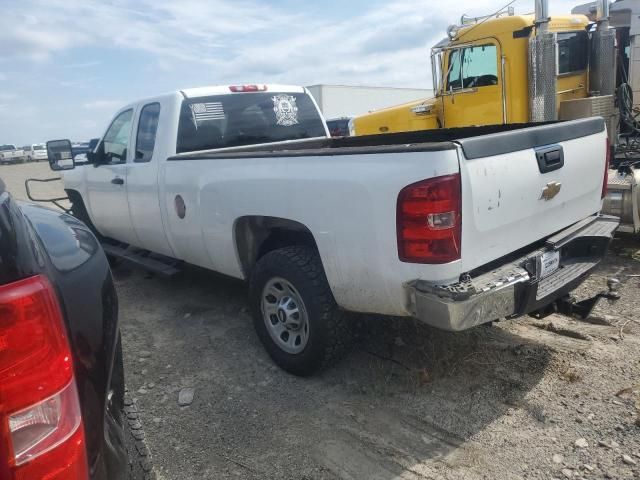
[176,92,326,153]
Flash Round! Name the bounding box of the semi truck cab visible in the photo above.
[351,3,613,136]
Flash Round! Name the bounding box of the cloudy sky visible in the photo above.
[1,0,581,145]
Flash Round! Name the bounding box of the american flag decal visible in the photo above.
[190,102,225,123]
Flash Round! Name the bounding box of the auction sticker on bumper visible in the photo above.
[540,250,560,278]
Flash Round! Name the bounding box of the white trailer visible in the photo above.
[306,84,433,119]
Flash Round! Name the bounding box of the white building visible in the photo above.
[306,84,433,119]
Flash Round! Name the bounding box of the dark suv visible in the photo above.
[0,179,153,479]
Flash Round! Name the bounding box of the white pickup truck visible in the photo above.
[46,83,618,376]
[0,144,25,164]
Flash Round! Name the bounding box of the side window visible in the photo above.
[446,49,462,90]
[557,31,588,75]
[103,109,133,164]
[446,44,498,90]
[135,103,161,162]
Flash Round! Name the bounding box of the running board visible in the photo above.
[101,243,182,278]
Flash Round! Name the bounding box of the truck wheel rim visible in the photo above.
[261,277,309,354]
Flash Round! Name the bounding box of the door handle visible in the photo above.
[535,145,564,174]
[111,177,124,185]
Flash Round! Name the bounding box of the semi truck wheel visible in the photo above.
[249,245,352,376]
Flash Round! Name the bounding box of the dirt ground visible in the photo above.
[2,163,639,480]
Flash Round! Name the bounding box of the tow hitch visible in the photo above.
[530,278,621,320]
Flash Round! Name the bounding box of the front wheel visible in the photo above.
[249,246,352,376]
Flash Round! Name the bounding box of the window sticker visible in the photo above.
[190,102,225,127]
[272,94,299,126]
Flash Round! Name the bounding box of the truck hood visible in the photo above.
[352,97,440,136]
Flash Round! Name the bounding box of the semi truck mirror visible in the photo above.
[46,140,75,171]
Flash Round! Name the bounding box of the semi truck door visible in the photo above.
[442,42,504,128]
[125,101,175,257]
[85,108,140,246]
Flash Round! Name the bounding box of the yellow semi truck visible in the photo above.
[350,0,615,136]
[351,0,640,234]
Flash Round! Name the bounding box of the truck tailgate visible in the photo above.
[456,117,607,273]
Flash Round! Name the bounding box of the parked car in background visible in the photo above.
[0,179,154,479]
[49,79,616,376]
[0,144,25,164]
[22,143,48,162]
[325,116,353,137]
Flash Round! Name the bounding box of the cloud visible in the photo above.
[66,61,101,68]
[83,100,124,109]
[59,77,96,88]
[0,93,17,101]
[0,0,584,86]
[0,0,591,145]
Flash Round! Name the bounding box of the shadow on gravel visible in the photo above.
[115,264,554,480]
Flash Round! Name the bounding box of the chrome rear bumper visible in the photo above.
[406,215,619,331]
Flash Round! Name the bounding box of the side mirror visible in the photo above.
[46,140,75,171]
[87,140,107,166]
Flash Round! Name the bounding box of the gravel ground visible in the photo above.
[2,163,639,480]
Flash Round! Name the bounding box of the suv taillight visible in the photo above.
[0,275,88,480]
[397,174,462,264]
[602,138,611,199]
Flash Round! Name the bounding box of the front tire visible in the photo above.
[249,246,352,376]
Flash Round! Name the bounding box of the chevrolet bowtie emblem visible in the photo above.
[541,181,562,201]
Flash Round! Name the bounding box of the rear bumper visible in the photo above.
[406,215,619,331]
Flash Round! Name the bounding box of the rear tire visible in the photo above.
[249,245,352,376]
[123,392,156,480]
[112,335,156,480]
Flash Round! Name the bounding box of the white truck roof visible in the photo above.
[180,84,306,98]
[113,84,310,114]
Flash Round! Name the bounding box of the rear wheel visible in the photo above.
[249,245,352,376]
[123,392,156,480]
[111,336,156,480]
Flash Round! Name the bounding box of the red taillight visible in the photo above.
[229,84,267,92]
[602,138,611,199]
[0,275,88,480]
[397,174,462,264]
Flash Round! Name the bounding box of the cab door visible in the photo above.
[125,101,175,257]
[441,41,504,128]
[84,108,140,246]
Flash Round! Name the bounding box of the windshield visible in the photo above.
[0,145,16,151]
[176,92,326,153]
[33,145,45,150]
[446,44,498,90]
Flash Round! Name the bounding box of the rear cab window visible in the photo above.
[135,103,161,162]
[176,92,326,154]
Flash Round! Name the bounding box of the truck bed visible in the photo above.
[168,118,602,160]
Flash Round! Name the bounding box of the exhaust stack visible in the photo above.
[590,0,615,97]
[534,0,550,31]
[595,0,610,25]
[529,0,557,122]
